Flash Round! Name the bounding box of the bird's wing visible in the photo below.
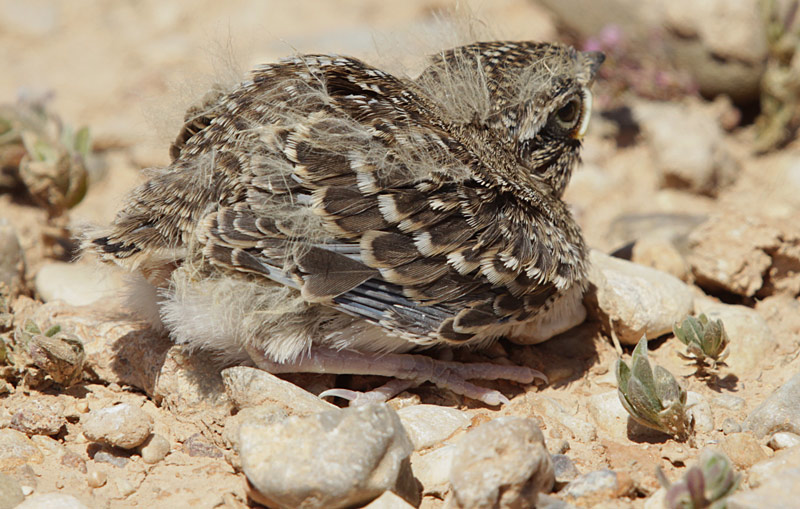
[188,55,587,344]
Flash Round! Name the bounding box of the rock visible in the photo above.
[15,493,89,509]
[239,403,415,509]
[221,366,336,415]
[139,433,170,464]
[721,433,769,470]
[722,418,742,435]
[223,405,288,453]
[726,468,800,509]
[0,428,44,471]
[92,448,129,468]
[181,433,222,458]
[449,416,554,509]
[768,432,800,451]
[748,445,800,488]
[0,472,24,509]
[693,299,776,375]
[396,405,469,451]
[687,391,714,433]
[634,100,739,195]
[586,390,658,440]
[744,373,800,438]
[552,454,580,483]
[688,213,800,298]
[26,329,85,386]
[662,0,766,102]
[631,235,691,282]
[35,261,124,306]
[535,396,597,442]
[712,393,745,412]
[10,399,66,436]
[363,491,415,509]
[153,346,231,421]
[81,403,153,450]
[586,250,694,345]
[562,469,621,501]
[537,0,765,102]
[410,445,457,497]
[536,494,578,509]
[0,220,24,295]
[643,488,667,509]
[607,213,706,252]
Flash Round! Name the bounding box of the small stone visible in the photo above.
[586,250,694,345]
[562,469,620,500]
[27,330,85,386]
[87,469,107,488]
[15,493,89,509]
[726,467,800,509]
[661,443,690,465]
[92,448,130,468]
[722,418,742,435]
[410,445,457,497]
[60,450,87,473]
[687,391,714,433]
[139,433,170,464]
[82,403,153,449]
[35,261,124,307]
[694,299,775,375]
[535,396,597,442]
[748,445,800,488]
[536,493,578,509]
[396,405,469,450]
[363,491,415,509]
[586,390,659,440]
[721,432,769,470]
[712,394,745,412]
[768,432,800,451]
[744,373,800,438]
[221,366,336,415]
[182,433,222,458]
[0,428,44,471]
[10,399,66,436]
[239,403,414,509]
[449,416,554,509]
[0,472,24,509]
[631,235,691,282]
[552,454,580,483]
[153,346,231,420]
[114,477,136,497]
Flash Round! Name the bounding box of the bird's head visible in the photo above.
[416,41,604,197]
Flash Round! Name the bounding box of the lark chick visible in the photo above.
[89,41,603,405]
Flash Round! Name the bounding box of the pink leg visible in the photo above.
[246,346,546,406]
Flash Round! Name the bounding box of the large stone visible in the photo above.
[449,416,554,509]
[586,250,694,344]
[727,468,800,509]
[35,261,125,307]
[744,373,800,438]
[688,213,800,298]
[634,100,739,195]
[239,403,415,509]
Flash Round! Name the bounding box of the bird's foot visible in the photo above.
[246,346,547,406]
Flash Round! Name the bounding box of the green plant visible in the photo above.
[659,449,741,509]
[616,336,693,441]
[673,314,729,370]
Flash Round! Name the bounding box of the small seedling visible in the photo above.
[674,314,729,370]
[616,336,693,441]
[658,449,741,509]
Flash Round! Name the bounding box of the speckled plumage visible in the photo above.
[89,41,603,404]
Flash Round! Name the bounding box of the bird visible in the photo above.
[88,41,604,405]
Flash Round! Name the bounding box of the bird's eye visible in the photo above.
[553,98,581,129]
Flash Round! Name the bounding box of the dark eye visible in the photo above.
[554,99,581,128]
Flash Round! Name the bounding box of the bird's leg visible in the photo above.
[245,346,546,406]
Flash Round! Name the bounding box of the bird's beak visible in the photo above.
[575,88,593,139]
